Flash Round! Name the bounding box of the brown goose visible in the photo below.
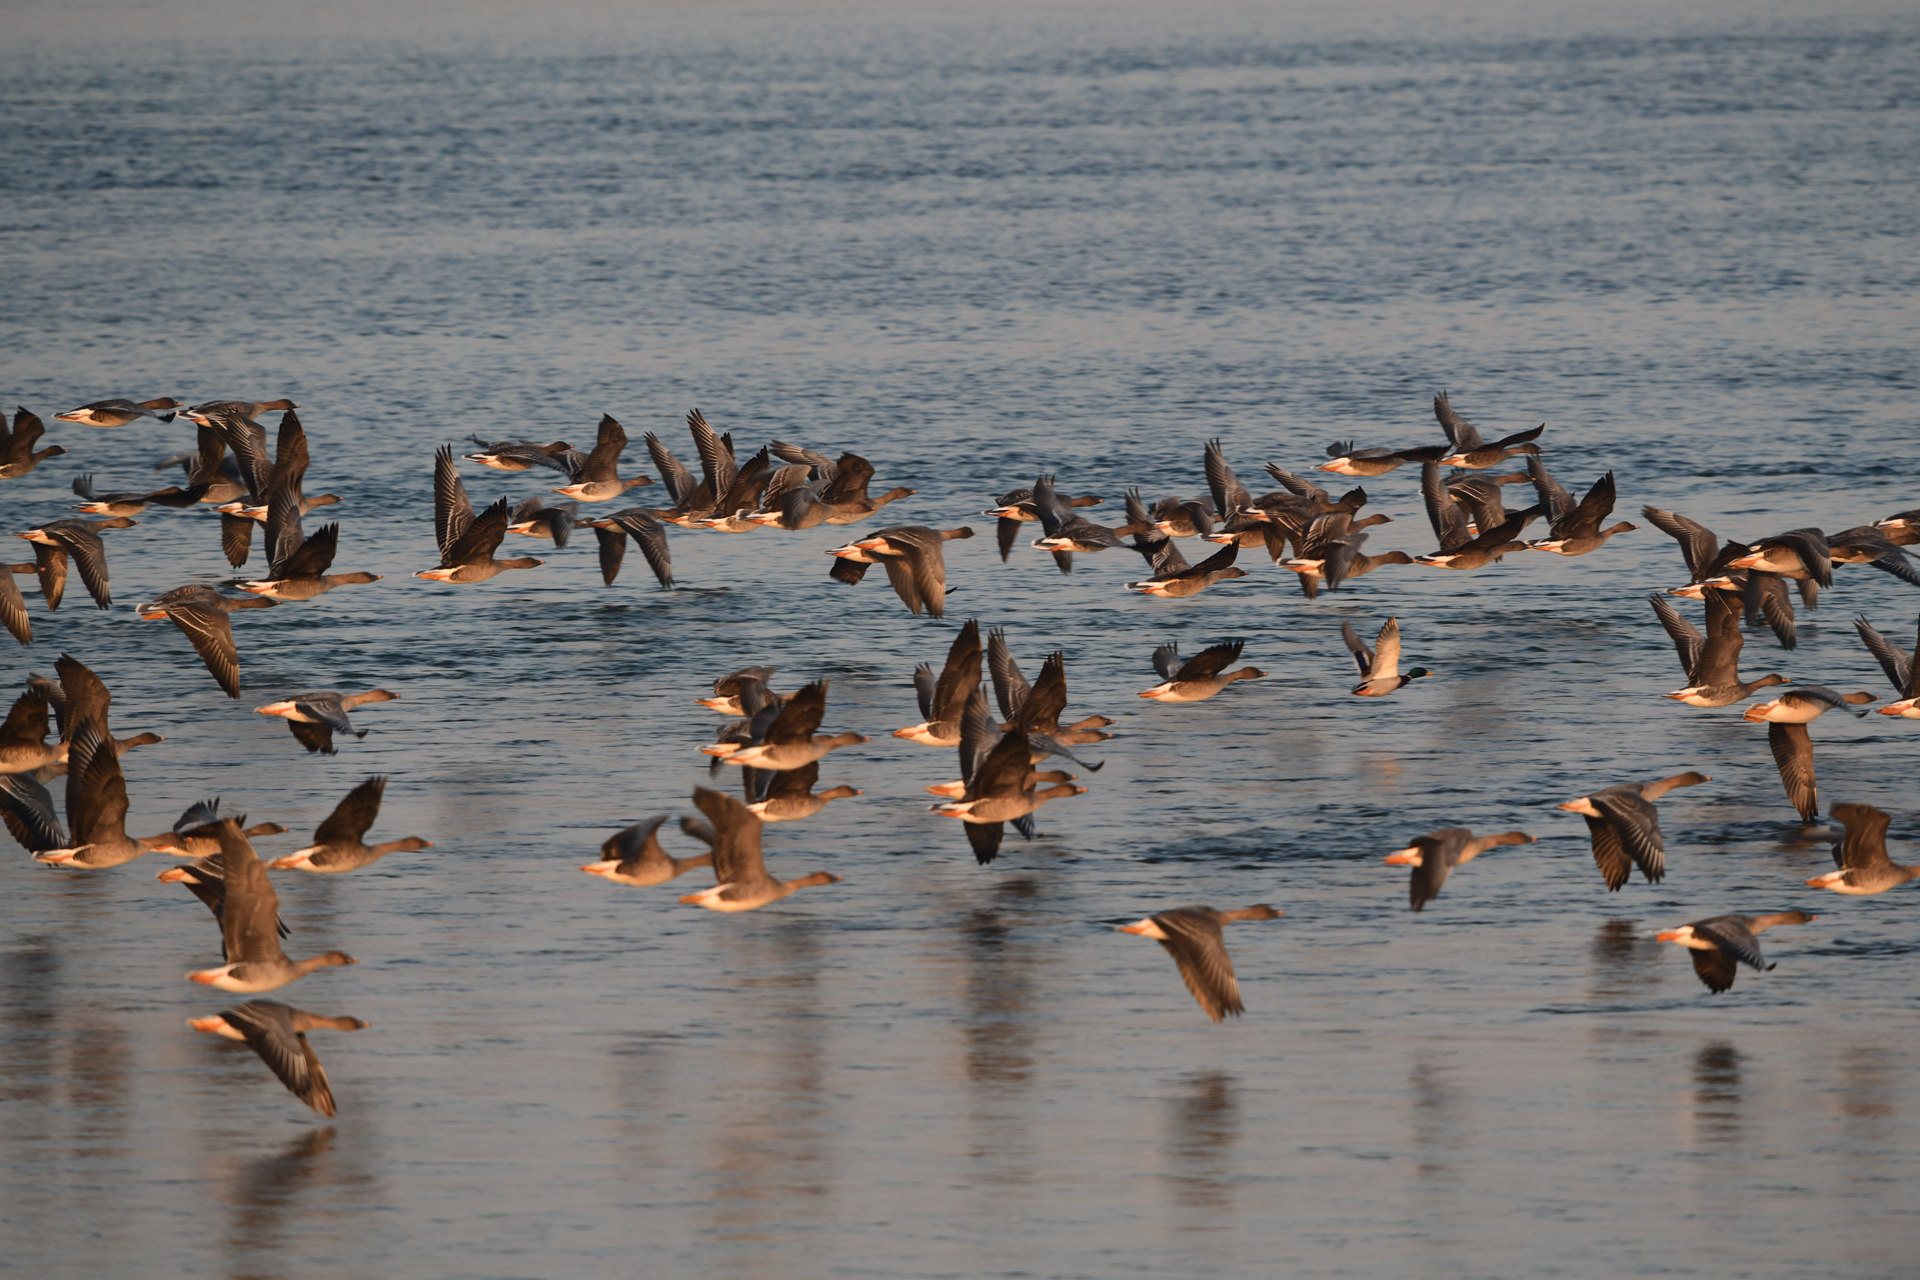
[464,435,575,472]
[549,414,652,502]
[254,690,398,754]
[988,629,1113,745]
[1412,461,1529,570]
[14,518,134,610]
[1657,911,1817,993]
[148,797,289,857]
[417,455,542,582]
[697,666,781,716]
[71,473,207,517]
[269,777,433,873]
[580,814,715,885]
[1745,687,1876,822]
[676,787,840,912]
[1383,828,1534,911]
[33,723,172,868]
[55,397,181,427]
[1807,803,1920,895]
[1117,905,1282,1022]
[1524,468,1635,555]
[0,408,65,479]
[1557,771,1710,890]
[1654,589,1790,707]
[985,484,1103,571]
[1432,391,1545,469]
[186,820,356,991]
[929,724,1084,833]
[768,442,916,523]
[745,761,861,822]
[582,507,674,590]
[827,525,972,616]
[138,586,279,698]
[894,619,983,746]
[189,1000,367,1116]
[1139,639,1265,703]
[703,680,866,770]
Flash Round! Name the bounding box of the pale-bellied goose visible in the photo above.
[1028,474,1124,558]
[149,797,289,857]
[986,485,1102,571]
[1852,611,1920,716]
[1140,639,1265,703]
[1728,528,1833,586]
[581,814,716,885]
[1557,771,1710,890]
[827,525,971,616]
[416,449,542,583]
[550,414,652,502]
[988,627,1113,745]
[505,496,579,546]
[1655,589,1789,707]
[703,680,866,770]
[770,441,916,523]
[1412,461,1529,569]
[698,666,781,715]
[1525,469,1634,555]
[1125,518,1247,598]
[1282,532,1412,593]
[1657,911,1816,994]
[138,586,279,698]
[1873,507,1920,546]
[582,507,673,590]
[33,723,172,868]
[1806,803,1920,895]
[185,398,297,422]
[1384,828,1534,911]
[1432,391,1545,469]
[1117,905,1281,1022]
[1826,526,1920,586]
[1745,686,1875,823]
[158,852,292,951]
[55,397,181,427]
[255,690,397,753]
[1343,617,1431,697]
[269,777,432,873]
[189,1000,367,1116]
[1645,505,1798,650]
[930,722,1085,859]
[14,518,133,609]
[1316,439,1446,477]
[746,760,861,822]
[464,435,574,472]
[895,619,983,745]
[71,473,207,516]
[0,408,65,478]
[677,786,840,911]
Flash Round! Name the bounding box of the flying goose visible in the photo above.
[269,777,433,872]
[676,786,840,911]
[745,760,861,822]
[1744,686,1875,823]
[1557,771,1710,890]
[1117,905,1281,1022]
[1657,911,1816,994]
[550,414,653,502]
[14,518,134,610]
[827,525,971,616]
[581,814,716,885]
[254,690,398,754]
[1412,461,1529,569]
[1853,611,1920,717]
[189,1000,367,1116]
[186,821,357,990]
[1383,828,1534,911]
[416,448,542,583]
[1654,589,1789,707]
[769,441,916,523]
[1432,391,1545,469]
[1804,803,1920,895]
[703,680,866,770]
[1139,639,1265,703]
[55,397,181,427]
[0,408,65,479]
[894,619,983,746]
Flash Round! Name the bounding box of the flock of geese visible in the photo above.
[2,392,1918,1113]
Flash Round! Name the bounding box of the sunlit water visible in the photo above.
[3,1,1918,1275]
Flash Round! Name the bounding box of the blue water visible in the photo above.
[3,2,1918,1275]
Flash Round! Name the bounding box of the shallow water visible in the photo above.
[3,1,1919,1275]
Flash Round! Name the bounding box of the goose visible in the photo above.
[55,397,181,427]
[416,449,542,583]
[676,786,840,912]
[254,690,398,753]
[549,414,652,502]
[0,685,66,775]
[184,398,297,423]
[987,627,1113,745]
[703,680,866,770]
[745,761,861,822]
[736,463,829,530]
[1445,468,1533,534]
[70,473,207,517]
[505,496,579,547]
[1,563,35,645]
[0,408,65,479]
[1412,461,1529,570]
[138,586,279,698]
[1281,532,1412,593]
[1343,617,1431,697]
[1873,507,1920,546]
[157,851,292,949]
[672,437,775,531]
[929,722,1085,859]
[1727,528,1833,587]
[1644,505,1798,650]
[269,777,433,872]
[32,723,173,868]
[582,507,674,589]
[1315,440,1446,477]
[1557,771,1710,890]
[1852,611,1920,716]
[1117,905,1281,1022]
[1806,803,1920,895]
[581,814,716,885]
[894,619,983,746]
[14,518,133,610]
[1124,533,1246,598]
[1826,526,1920,586]
[189,1000,367,1116]
[463,435,575,472]
[697,666,781,716]
[769,441,915,523]
[1524,469,1634,555]
[1744,686,1875,823]
[1146,494,1216,538]
[148,798,290,858]
[1139,639,1265,703]
[827,525,971,616]
[1383,829,1534,911]
[1028,474,1124,557]
[1432,391,1545,468]
[1654,590,1790,707]
[233,428,380,597]
[1657,911,1817,994]
[925,685,1098,840]
[986,484,1103,571]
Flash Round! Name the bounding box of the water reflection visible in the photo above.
[225,1127,336,1272]
[1164,1070,1240,1213]
[961,878,1043,1190]
[2,938,61,1109]
[1691,1042,1743,1147]
[1838,1046,1894,1127]
[1409,1060,1460,1180]
[1587,918,1662,1003]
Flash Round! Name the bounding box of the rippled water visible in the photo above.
[4,1,1919,1275]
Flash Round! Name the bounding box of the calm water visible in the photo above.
[3,1,1918,1275]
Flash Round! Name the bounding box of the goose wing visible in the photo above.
[433,445,475,558]
[1765,722,1819,822]
[644,432,699,506]
[604,509,672,588]
[1581,815,1633,891]
[1174,639,1244,683]
[691,786,772,890]
[1016,651,1067,732]
[68,725,130,847]
[52,526,112,610]
[1152,908,1242,1021]
[987,627,1031,723]
[931,620,983,726]
[1640,505,1719,579]
[1433,391,1486,451]
[0,772,65,853]
[577,414,627,483]
[276,523,339,579]
[764,681,827,746]
[687,409,737,499]
[1202,441,1250,518]
[1553,471,1616,539]
[446,500,510,568]
[314,777,385,849]
[215,820,286,966]
[1525,454,1574,522]
[1151,642,1182,682]
[220,1001,335,1116]
[1851,614,1914,695]
[1649,594,1704,678]
[167,604,241,698]
[764,760,819,803]
[1690,915,1769,972]
[1421,460,1471,551]
[290,694,353,733]
[1589,786,1665,884]
[820,453,875,504]
[603,814,670,868]
[1829,802,1892,871]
